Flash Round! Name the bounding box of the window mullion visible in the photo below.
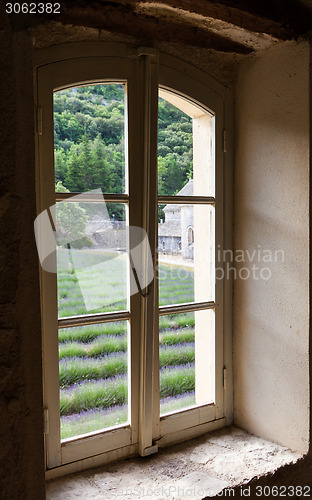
[138,51,159,457]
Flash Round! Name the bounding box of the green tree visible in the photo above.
[54,86,193,202]
[91,135,113,192]
[158,154,183,195]
[54,111,83,142]
[55,182,88,244]
[64,146,85,192]
[80,134,95,189]
[54,148,67,183]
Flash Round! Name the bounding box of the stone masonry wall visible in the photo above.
[0,11,45,500]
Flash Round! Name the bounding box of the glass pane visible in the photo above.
[159,309,215,416]
[56,202,128,317]
[54,84,127,194]
[158,90,214,197]
[158,204,215,305]
[59,321,129,439]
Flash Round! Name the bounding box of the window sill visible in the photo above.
[46,426,300,499]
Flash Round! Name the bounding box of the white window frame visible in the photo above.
[35,42,233,479]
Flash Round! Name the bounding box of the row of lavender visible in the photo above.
[59,316,196,438]
[58,261,196,438]
[59,317,195,414]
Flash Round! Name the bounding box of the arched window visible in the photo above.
[188,227,194,245]
[35,43,232,476]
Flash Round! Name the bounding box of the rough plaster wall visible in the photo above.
[32,21,142,47]
[0,17,45,500]
[32,22,240,88]
[158,41,242,87]
[234,41,310,454]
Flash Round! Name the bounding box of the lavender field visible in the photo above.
[58,252,196,439]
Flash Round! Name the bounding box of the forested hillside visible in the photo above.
[53,84,193,199]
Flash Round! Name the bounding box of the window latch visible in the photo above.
[131,263,152,298]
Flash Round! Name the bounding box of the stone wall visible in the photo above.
[0,15,45,500]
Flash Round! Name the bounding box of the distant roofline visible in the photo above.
[163,179,193,211]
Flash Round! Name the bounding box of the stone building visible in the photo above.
[158,179,194,259]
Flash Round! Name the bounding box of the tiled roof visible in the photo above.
[164,204,180,212]
[164,179,193,212]
[158,220,181,237]
[177,179,193,196]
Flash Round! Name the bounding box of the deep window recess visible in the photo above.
[36,45,232,475]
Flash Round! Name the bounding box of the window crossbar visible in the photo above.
[159,301,215,316]
[158,196,215,205]
[55,192,129,203]
[58,310,131,329]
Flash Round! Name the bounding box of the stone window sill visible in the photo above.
[46,426,300,499]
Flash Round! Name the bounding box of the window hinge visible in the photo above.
[141,444,158,457]
[223,129,227,153]
[37,107,43,135]
[223,367,227,390]
[44,408,49,435]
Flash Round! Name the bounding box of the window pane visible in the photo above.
[158,90,214,197]
[158,204,215,305]
[54,84,127,194]
[159,309,215,416]
[59,321,129,439]
[56,202,128,317]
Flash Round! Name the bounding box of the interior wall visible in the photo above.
[234,40,310,454]
[32,22,241,88]
[0,24,46,500]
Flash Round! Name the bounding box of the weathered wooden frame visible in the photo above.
[35,41,233,480]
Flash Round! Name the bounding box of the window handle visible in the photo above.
[130,255,153,298]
